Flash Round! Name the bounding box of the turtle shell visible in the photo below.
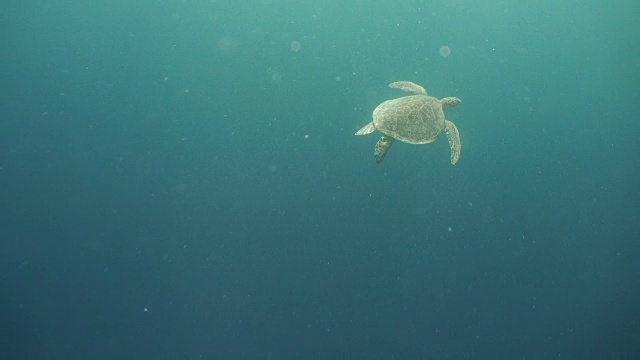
[372,94,445,144]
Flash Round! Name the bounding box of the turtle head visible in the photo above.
[440,97,461,110]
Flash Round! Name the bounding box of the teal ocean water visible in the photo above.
[2,1,639,358]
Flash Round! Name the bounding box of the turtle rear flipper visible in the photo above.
[355,122,376,135]
[444,120,461,165]
[374,135,395,163]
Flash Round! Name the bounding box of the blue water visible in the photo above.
[2,1,639,359]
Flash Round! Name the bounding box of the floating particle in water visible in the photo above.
[267,67,281,82]
[290,40,302,52]
[439,45,451,57]
[216,36,239,55]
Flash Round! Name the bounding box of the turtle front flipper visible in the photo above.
[389,81,427,95]
[444,120,461,165]
[374,135,395,163]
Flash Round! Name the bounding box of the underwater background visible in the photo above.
[1,0,639,359]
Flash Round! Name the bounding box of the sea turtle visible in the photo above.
[355,81,462,164]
